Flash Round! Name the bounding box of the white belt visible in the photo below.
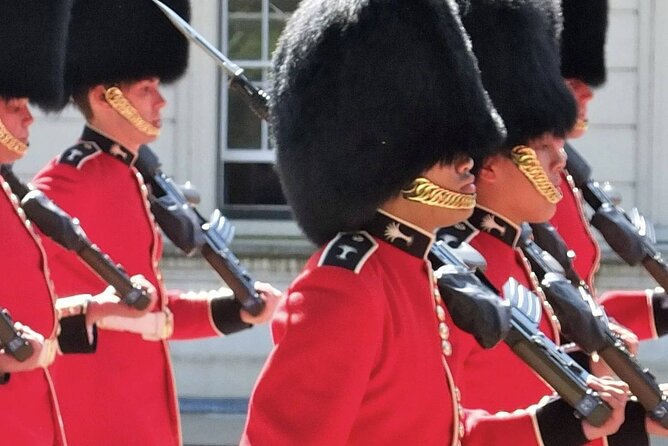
[97,309,174,341]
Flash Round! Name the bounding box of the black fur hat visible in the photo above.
[272,0,506,246]
[65,0,190,101]
[461,0,577,152]
[0,0,72,110]
[561,0,608,87]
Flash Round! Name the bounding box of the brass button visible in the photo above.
[438,322,450,340]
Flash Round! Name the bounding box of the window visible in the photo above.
[218,0,299,219]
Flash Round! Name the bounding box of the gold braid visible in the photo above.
[0,117,27,155]
[401,177,476,210]
[510,145,562,204]
[104,87,160,137]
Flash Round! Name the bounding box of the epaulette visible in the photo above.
[57,141,101,169]
[437,221,478,248]
[318,231,378,274]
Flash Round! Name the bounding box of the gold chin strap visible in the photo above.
[0,117,28,155]
[401,177,476,210]
[510,145,563,204]
[574,118,588,132]
[104,87,160,137]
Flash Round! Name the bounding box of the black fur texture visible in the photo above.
[461,0,578,153]
[65,0,190,102]
[0,0,72,110]
[561,0,608,87]
[272,0,506,246]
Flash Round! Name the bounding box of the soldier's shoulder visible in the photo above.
[317,231,379,273]
[57,141,102,169]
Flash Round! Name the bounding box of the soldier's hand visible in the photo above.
[582,376,629,440]
[240,281,281,325]
[86,275,158,325]
[609,321,639,355]
[0,323,44,373]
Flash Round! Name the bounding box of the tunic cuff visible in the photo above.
[607,400,648,446]
[652,289,668,337]
[58,315,97,354]
[210,297,252,335]
[536,398,588,446]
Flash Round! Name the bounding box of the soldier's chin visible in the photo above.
[0,145,25,163]
[437,206,475,229]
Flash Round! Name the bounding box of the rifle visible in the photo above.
[431,240,612,426]
[0,309,33,362]
[133,147,265,317]
[523,223,668,426]
[0,165,151,310]
[564,143,668,290]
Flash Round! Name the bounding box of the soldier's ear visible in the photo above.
[477,155,502,184]
[88,85,111,110]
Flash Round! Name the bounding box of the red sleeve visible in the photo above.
[599,290,657,341]
[241,266,383,445]
[167,288,235,339]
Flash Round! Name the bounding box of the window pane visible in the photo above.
[229,0,261,12]
[227,69,263,149]
[269,0,300,13]
[223,162,287,205]
[229,18,262,60]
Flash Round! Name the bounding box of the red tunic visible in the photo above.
[551,171,600,291]
[32,127,229,446]
[444,206,561,412]
[0,174,65,446]
[242,211,545,446]
[551,169,655,340]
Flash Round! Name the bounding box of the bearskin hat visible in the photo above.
[0,0,72,110]
[64,0,190,102]
[272,0,506,246]
[461,0,577,152]
[561,0,608,87]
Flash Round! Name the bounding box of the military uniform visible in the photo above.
[551,163,663,341]
[550,0,662,340]
[0,1,88,443]
[441,0,646,443]
[442,207,647,446]
[0,175,65,446]
[444,207,562,409]
[244,211,559,446]
[33,126,248,445]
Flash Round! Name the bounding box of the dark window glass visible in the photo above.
[227,69,264,149]
[221,162,290,219]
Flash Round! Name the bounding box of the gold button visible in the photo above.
[439,322,450,340]
[436,305,446,322]
[442,340,452,356]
